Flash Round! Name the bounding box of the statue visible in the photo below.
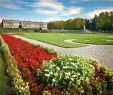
[18,22,22,32]
[83,25,85,30]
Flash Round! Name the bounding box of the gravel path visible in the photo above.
[64,39,92,45]
[14,35,113,69]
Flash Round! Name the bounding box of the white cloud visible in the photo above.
[86,7,113,18]
[33,0,82,17]
[34,0,64,11]
[34,9,59,16]
[0,0,21,9]
[34,7,82,16]
[63,7,82,16]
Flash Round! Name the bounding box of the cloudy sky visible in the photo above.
[0,0,113,22]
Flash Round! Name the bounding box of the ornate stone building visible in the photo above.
[1,19,48,30]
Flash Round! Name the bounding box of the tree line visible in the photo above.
[86,11,113,32]
[48,18,85,30]
[48,11,113,32]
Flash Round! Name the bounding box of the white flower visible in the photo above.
[56,67,60,70]
[63,66,67,69]
[44,69,49,72]
[52,79,56,82]
[85,77,89,82]
[49,72,53,75]
[78,73,80,76]
[45,74,50,77]
[70,62,75,65]
[72,75,76,78]
[71,77,74,81]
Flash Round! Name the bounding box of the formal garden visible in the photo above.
[0,11,113,95]
[0,33,113,95]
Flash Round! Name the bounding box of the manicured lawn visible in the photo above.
[73,34,113,45]
[0,53,7,95]
[22,33,113,48]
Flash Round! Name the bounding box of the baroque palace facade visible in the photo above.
[1,19,48,30]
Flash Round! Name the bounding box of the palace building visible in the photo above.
[1,19,48,30]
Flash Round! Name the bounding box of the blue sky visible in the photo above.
[0,0,113,22]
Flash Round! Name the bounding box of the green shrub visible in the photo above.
[104,71,113,90]
[91,78,103,95]
[37,55,113,94]
[37,55,95,94]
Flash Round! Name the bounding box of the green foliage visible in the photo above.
[86,11,113,32]
[68,84,85,95]
[48,21,65,29]
[0,53,7,95]
[37,55,95,93]
[104,71,113,90]
[37,54,113,94]
[48,18,85,30]
[91,78,103,95]
[48,11,113,32]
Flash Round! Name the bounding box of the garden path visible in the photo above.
[64,39,92,45]
[14,35,113,69]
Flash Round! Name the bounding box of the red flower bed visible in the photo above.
[1,34,56,95]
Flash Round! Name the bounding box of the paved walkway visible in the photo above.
[14,35,113,69]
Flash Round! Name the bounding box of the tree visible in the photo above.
[48,11,113,32]
[86,11,113,32]
[48,18,85,30]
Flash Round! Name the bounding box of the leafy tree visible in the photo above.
[48,18,85,30]
[48,11,113,32]
[86,11,113,32]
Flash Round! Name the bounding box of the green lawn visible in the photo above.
[0,53,7,95]
[22,33,113,48]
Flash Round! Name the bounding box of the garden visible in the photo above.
[23,33,113,48]
[0,34,113,95]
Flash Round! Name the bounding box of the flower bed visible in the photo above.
[1,34,113,95]
[0,35,30,95]
[1,34,56,95]
[38,55,113,95]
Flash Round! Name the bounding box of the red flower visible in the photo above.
[1,34,56,94]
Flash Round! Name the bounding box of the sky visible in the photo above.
[0,0,113,22]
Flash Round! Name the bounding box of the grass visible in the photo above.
[22,33,84,48]
[73,34,113,45]
[22,33,113,48]
[0,53,7,95]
